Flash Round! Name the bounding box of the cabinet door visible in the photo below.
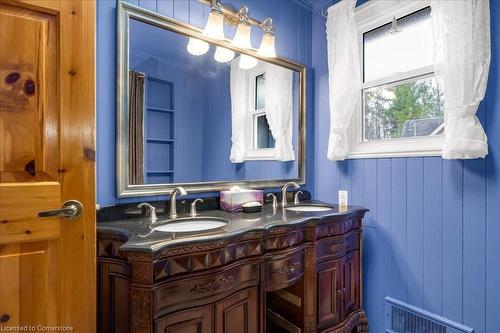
[156,305,213,333]
[317,259,342,328]
[342,251,360,319]
[215,287,258,333]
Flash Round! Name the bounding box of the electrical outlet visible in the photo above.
[338,190,348,212]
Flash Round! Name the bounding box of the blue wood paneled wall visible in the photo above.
[97,0,313,206]
[312,1,500,332]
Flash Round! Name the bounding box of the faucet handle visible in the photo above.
[294,191,303,205]
[267,193,277,206]
[138,203,157,224]
[190,198,204,217]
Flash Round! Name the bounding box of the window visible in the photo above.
[245,64,276,159]
[350,1,444,158]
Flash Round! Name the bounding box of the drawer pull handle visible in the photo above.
[272,263,301,277]
[330,243,348,254]
[190,275,234,294]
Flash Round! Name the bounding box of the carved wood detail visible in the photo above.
[130,288,152,331]
[190,275,235,294]
[321,309,368,333]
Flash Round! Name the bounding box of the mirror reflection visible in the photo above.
[127,18,300,185]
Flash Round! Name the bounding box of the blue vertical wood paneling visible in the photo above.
[390,158,407,302]
[376,158,392,327]
[350,160,364,205]
[463,158,487,333]
[422,157,443,315]
[138,0,156,11]
[405,158,424,308]
[442,159,463,323]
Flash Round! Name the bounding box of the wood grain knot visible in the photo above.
[4,72,20,84]
[84,147,95,161]
[24,79,35,96]
[68,70,76,76]
[25,230,31,234]
[0,314,9,323]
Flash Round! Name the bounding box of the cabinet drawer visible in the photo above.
[266,248,304,291]
[316,231,360,262]
[155,262,259,313]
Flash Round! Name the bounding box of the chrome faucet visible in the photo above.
[169,186,187,219]
[138,203,158,225]
[190,198,204,217]
[281,182,300,207]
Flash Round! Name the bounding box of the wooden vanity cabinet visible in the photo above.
[97,213,368,333]
[317,251,360,330]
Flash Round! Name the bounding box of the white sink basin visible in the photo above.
[153,218,227,233]
[286,205,333,212]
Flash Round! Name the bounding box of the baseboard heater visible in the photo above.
[385,297,474,333]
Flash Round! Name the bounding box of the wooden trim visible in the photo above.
[58,0,96,331]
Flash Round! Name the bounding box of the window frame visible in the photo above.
[244,62,277,160]
[348,0,444,159]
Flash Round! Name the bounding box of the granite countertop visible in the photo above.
[97,200,368,254]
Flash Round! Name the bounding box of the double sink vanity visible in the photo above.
[97,185,368,333]
[103,2,368,332]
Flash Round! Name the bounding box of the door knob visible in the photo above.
[38,200,83,220]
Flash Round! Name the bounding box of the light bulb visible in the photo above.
[239,54,258,69]
[232,23,252,49]
[214,47,235,63]
[258,32,276,58]
[187,38,209,56]
[203,8,225,40]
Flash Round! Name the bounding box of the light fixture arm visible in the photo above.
[261,18,275,35]
[199,0,265,28]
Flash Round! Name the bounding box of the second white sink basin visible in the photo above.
[286,205,333,212]
[153,218,227,233]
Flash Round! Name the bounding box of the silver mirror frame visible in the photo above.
[116,0,307,197]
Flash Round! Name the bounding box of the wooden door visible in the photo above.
[215,287,258,333]
[156,305,213,333]
[0,0,95,332]
[317,259,342,328]
[342,251,360,319]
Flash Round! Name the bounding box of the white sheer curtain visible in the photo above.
[229,57,249,163]
[326,0,360,161]
[265,63,295,161]
[431,0,490,159]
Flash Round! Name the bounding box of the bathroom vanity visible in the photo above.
[103,2,368,332]
[97,200,368,333]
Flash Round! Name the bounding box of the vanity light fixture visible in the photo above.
[187,0,278,63]
[258,18,277,58]
[214,46,235,63]
[239,54,258,69]
[232,6,252,49]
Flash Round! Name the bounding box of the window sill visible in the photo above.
[347,136,444,159]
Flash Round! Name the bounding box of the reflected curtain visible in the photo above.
[431,0,490,159]
[265,63,295,161]
[229,57,249,163]
[326,0,360,161]
[128,70,145,184]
